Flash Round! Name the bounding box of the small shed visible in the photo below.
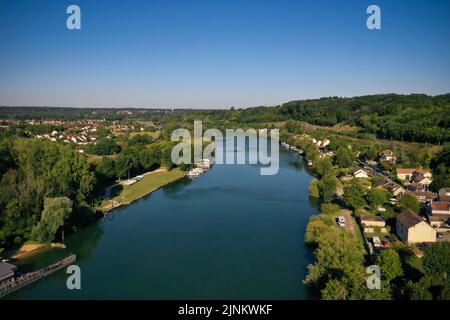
[0,262,17,282]
[360,216,386,228]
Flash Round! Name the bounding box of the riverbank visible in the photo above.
[3,243,48,260]
[98,168,186,213]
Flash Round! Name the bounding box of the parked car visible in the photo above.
[437,233,444,239]
[337,216,346,227]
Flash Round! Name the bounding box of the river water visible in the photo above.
[8,147,318,299]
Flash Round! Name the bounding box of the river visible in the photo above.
[7,146,318,299]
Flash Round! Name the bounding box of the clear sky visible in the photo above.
[0,0,449,108]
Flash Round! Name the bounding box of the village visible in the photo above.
[281,135,450,260]
[0,118,158,148]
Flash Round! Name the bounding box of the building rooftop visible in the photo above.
[0,262,17,279]
[397,209,424,228]
[431,201,450,211]
[360,215,385,222]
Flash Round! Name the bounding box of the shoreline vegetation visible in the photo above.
[98,167,186,213]
[6,167,186,260]
[282,133,449,300]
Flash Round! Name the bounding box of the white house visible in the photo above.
[353,169,369,179]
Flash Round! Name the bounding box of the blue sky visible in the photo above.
[0,0,449,108]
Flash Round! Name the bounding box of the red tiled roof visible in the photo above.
[431,202,450,211]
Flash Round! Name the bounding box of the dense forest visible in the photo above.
[0,133,177,253]
[2,93,449,143]
[1,93,449,254]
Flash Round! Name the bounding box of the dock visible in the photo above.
[0,254,76,298]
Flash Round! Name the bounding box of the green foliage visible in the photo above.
[32,197,73,243]
[305,223,365,288]
[321,278,349,300]
[365,188,390,209]
[430,144,450,192]
[333,147,355,168]
[321,203,341,215]
[94,157,116,181]
[379,207,397,221]
[423,242,450,279]
[278,94,450,144]
[285,120,304,134]
[309,179,320,198]
[86,138,121,155]
[305,215,334,245]
[317,175,338,202]
[342,180,367,209]
[407,280,433,300]
[128,134,153,146]
[0,139,95,248]
[312,158,335,178]
[375,249,404,282]
[439,283,450,300]
[399,194,420,213]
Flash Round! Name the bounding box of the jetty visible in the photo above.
[0,254,76,298]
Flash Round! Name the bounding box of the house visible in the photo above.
[372,179,389,189]
[428,214,450,228]
[406,182,426,192]
[360,216,386,227]
[396,209,436,243]
[406,191,436,203]
[396,168,431,181]
[396,169,416,181]
[380,150,396,163]
[412,172,432,186]
[0,262,17,282]
[353,168,369,179]
[321,138,331,148]
[429,201,450,215]
[439,188,450,197]
[385,183,405,197]
[438,188,450,202]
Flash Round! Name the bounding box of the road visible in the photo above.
[336,209,355,235]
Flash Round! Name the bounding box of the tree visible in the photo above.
[318,175,338,202]
[321,203,341,215]
[313,158,334,177]
[430,144,450,192]
[399,194,420,213]
[423,242,450,279]
[32,197,73,243]
[365,188,390,209]
[95,157,116,181]
[321,279,348,300]
[375,249,404,282]
[309,179,320,198]
[407,280,433,300]
[128,134,153,146]
[334,147,355,168]
[87,138,121,155]
[342,181,367,209]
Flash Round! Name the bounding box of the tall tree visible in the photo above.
[32,197,73,243]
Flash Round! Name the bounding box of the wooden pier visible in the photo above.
[0,254,76,298]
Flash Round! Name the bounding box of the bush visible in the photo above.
[321,203,341,215]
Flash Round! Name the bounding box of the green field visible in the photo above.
[100,168,185,212]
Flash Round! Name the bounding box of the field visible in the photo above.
[99,168,185,212]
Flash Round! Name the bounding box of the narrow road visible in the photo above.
[339,209,355,235]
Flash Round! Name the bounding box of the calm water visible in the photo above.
[8,147,318,299]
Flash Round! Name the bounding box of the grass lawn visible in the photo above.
[115,131,160,139]
[86,153,117,164]
[99,168,185,212]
